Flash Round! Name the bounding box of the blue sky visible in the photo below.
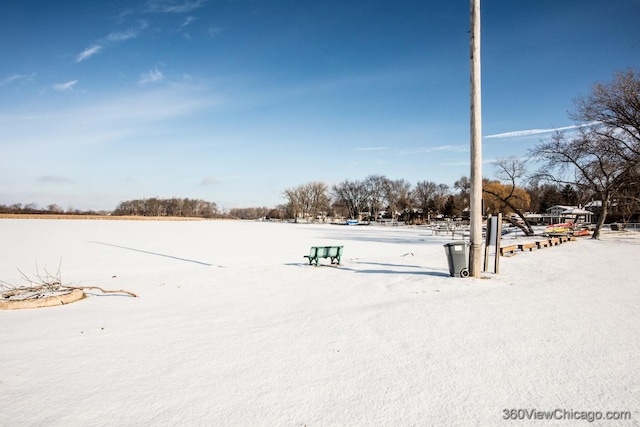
[1,0,640,211]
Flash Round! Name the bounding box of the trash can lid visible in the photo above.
[443,241,470,247]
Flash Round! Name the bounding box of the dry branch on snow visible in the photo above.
[1,262,137,302]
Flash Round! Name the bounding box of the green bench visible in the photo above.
[304,246,344,266]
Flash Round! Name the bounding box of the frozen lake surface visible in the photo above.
[1,219,639,426]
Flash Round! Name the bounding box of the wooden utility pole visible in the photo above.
[469,0,483,277]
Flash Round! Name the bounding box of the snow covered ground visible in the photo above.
[1,219,639,426]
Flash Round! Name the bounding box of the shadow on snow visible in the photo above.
[291,260,450,277]
[88,241,214,267]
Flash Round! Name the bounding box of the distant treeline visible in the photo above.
[112,198,218,218]
[113,198,287,219]
[0,203,108,216]
[226,206,285,220]
[0,200,284,220]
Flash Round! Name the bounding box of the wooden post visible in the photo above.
[495,213,502,274]
[469,0,483,277]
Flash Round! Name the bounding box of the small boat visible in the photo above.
[571,228,591,237]
[545,222,593,237]
[544,222,573,235]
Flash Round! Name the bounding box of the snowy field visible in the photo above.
[1,219,639,426]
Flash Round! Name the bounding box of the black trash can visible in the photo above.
[443,241,470,278]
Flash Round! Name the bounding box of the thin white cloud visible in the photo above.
[0,73,35,87]
[352,144,468,157]
[179,16,196,39]
[399,145,468,155]
[76,45,103,63]
[0,75,23,86]
[484,123,598,139]
[105,29,137,42]
[53,80,78,91]
[488,156,529,166]
[119,8,135,19]
[75,22,146,63]
[208,25,224,38]
[200,177,219,186]
[354,147,390,151]
[146,0,207,13]
[0,83,220,151]
[443,159,498,166]
[104,20,148,42]
[181,16,196,27]
[139,68,164,84]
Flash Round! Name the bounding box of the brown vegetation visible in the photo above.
[0,214,212,221]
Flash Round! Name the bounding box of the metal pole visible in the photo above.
[469,0,483,277]
[483,214,491,272]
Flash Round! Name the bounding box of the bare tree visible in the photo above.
[573,69,640,160]
[451,176,471,218]
[526,183,564,214]
[383,179,412,223]
[331,179,369,220]
[486,158,535,234]
[283,186,305,221]
[283,182,330,222]
[412,181,450,222]
[483,158,534,235]
[47,204,64,214]
[307,181,331,221]
[364,174,388,221]
[413,180,438,222]
[433,184,451,216]
[531,70,640,239]
[532,129,635,238]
